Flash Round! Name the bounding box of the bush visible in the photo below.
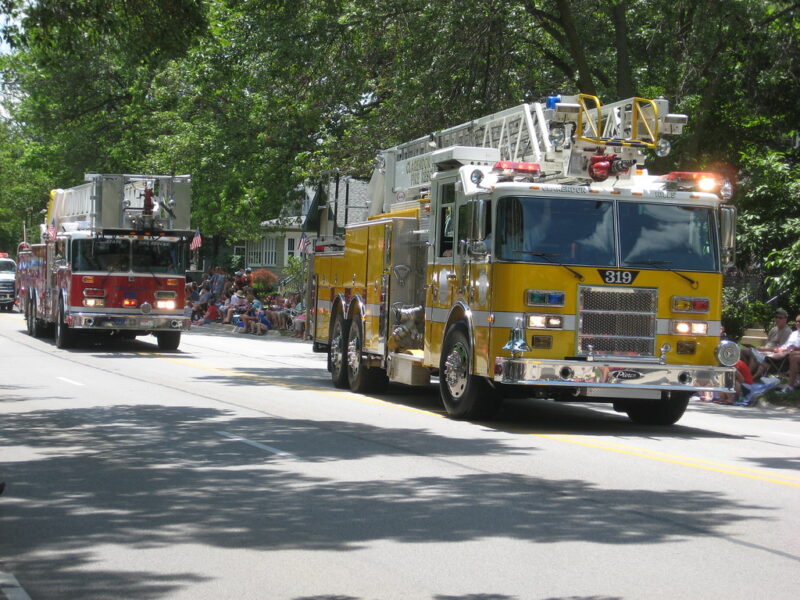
[250,268,278,295]
[721,287,772,341]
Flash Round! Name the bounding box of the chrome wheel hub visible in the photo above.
[444,342,469,398]
[347,332,360,374]
[331,326,343,373]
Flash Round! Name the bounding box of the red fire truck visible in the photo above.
[18,173,193,349]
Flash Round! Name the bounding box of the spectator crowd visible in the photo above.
[184,266,307,338]
[702,307,800,406]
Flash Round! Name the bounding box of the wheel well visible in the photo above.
[329,297,345,341]
[346,295,365,322]
[444,304,473,351]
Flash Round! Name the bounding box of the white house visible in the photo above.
[243,176,369,276]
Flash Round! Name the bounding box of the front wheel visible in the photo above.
[328,312,349,389]
[624,391,691,426]
[439,324,501,420]
[156,331,181,351]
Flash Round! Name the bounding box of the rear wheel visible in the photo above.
[328,311,349,389]
[439,323,501,420]
[346,315,388,394]
[55,299,76,349]
[624,391,691,426]
[25,298,34,335]
[29,297,45,338]
[156,331,181,350]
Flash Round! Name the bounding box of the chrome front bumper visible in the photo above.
[494,357,735,393]
[69,312,190,332]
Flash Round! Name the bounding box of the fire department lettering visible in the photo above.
[597,269,639,284]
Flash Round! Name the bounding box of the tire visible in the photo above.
[328,311,349,389]
[29,298,45,338]
[55,299,76,349]
[346,315,388,394]
[625,391,691,426]
[156,331,181,350]
[439,323,501,420]
[25,298,34,335]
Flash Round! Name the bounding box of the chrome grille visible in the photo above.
[577,286,657,358]
[0,281,13,292]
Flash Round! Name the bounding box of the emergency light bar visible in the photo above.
[494,161,541,173]
[661,171,733,200]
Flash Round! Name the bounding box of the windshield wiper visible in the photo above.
[625,260,698,288]
[516,251,584,281]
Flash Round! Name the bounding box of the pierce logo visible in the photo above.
[610,370,642,380]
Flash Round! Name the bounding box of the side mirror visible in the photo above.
[466,199,486,241]
[719,205,736,268]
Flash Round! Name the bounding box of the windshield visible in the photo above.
[131,239,185,274]
[0,259,15,273]
[496,196,616,266]
[494,196,719,272]
[71,238,186,273]
[619,202,718,271]
[73,239,130,272]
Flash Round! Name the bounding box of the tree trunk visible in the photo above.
[555,0,596,95]
[611,1,635,98]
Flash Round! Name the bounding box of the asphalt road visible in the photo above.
[1,311,799,600]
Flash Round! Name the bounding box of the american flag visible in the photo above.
[189,230,202,251]
[298,232,310,253]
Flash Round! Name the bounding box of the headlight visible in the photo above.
[672,320,708,335]
[527,314,563,329]
[83,298,105,307]
[715,340,740,367]
[156,300,176,310]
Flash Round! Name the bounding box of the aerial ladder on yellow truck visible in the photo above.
[308,94,739,425]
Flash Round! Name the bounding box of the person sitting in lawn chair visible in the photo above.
[740,308,792,374]
[753,313,800,381]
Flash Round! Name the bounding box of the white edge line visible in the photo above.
[0,572,33,600]
[56,377,84,386]
[216,431,297,458]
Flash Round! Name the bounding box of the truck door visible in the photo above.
[425,178,457,355]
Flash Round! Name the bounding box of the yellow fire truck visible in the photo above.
[309,94,739,425]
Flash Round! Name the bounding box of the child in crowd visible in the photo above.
[196,302,221,325]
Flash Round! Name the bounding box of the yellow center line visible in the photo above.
[145,352,799,488]
[531,434,800,488]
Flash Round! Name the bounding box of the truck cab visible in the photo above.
[0,253,17,312]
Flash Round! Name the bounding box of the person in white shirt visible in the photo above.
[754,315,800,380]
[222,289,247,324]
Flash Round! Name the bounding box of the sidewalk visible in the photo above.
[185,320,309,343]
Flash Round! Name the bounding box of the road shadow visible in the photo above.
[0,403,774,598]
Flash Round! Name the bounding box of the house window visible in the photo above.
[246,241,262,266]
[264,237,277,266]
[287,237,296,258]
